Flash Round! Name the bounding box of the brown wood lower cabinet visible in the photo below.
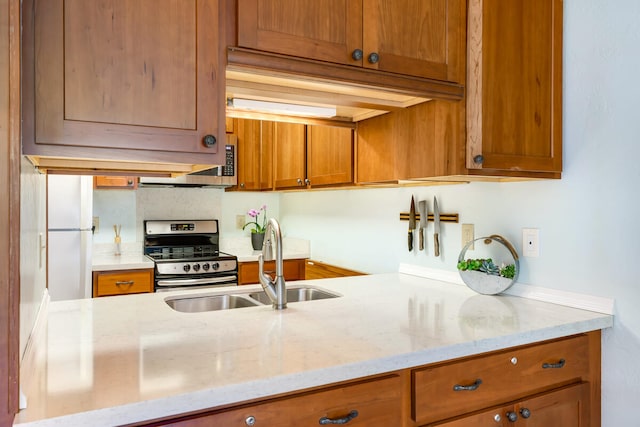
[92,269,153,297]
[134,331,601,427]
[305,260,366,279]
[238,259,306,285]
[159,375,402,427]
[430,383,589,427]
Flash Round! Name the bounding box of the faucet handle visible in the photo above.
[262,234,274,261]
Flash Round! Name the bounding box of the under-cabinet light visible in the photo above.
[227,98,337,118]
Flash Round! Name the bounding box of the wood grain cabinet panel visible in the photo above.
[273,122,307,189]
[93,176,137,189]
[238,259,306,285]
[237,0,465,83]
[156,375,402,427]
[22,0,227,166]
[430,383,590,427]
[233,119,273,191]
[92,269,154,297]
[413,334,590,425]
[466,0,563,175]
[305,260,365,280]
[307,125,353,187]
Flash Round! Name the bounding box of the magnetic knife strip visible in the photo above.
[399,213,459,223]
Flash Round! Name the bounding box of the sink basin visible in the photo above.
[165,286,340,313]
[247,287,340,304]
[165,294,260,313]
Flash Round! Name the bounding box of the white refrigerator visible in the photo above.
[47,175,94,301]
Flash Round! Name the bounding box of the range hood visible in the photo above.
[225,48,464,124]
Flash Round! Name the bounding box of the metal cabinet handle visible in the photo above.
[542,358,566,369]
[520,408,531,419]
[297,178,303,185]
[367,52,379,64]
[506,411,518,422]
[115,280,134,286]
[473,154,484,164]
[453,378,482,391]
[245,415,256,426]
[304,178,310,185]
[319,410,359,425]
[351,49,363,60]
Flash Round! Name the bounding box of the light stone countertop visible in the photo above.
[92,253,155,271]
[15,273,613,427]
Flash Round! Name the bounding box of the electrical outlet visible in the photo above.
[461,224,474,249]
[522,228,540,257]
[236,215,245,230]
[92,216,100,233]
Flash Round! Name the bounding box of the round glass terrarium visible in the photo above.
[457,235,519,295]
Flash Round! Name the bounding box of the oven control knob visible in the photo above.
[212,262,220,271]
[193,263,200,272]
[202,263,210,271]
[183,264,191,272]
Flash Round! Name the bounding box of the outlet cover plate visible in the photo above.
[522,228,540,257]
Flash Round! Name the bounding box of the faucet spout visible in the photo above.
[258,218,287,309]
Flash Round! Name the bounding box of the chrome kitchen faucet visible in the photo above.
[258,218,287,310]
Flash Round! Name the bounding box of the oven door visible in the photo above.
[155,274,238,292]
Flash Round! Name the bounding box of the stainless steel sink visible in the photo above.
[165,286,341,313]
[247,287,340,304]
[165,294,260,313]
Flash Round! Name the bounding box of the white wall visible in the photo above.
[280,1,640,425]
[93,187,281,246]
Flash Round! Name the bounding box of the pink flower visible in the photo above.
[243,205,268,233]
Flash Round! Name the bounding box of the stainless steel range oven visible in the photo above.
[143,220,238,292]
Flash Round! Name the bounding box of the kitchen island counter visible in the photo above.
[15,271,612,426]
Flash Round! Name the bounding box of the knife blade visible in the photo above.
[418,200,427,251]
[433,196,441,257]
[408,196,416,251]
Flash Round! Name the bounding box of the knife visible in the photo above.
[418,200,427,251]
[408,196,416,251]
[433,196,441,257]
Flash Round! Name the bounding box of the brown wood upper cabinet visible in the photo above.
[236,0,465,84]
[466,0,563,176]
[22,0,227,167]
[274,123,353,190]
[233,119,273,191]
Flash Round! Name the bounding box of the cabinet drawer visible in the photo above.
[93,269,153,297]
[412,334,590,424]
[163,375,402,427]
[238,259,306,285]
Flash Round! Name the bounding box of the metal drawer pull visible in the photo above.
[453,378,482,391]
[115,280,134,286]
[319,410,359,425]
[542,358,566,369]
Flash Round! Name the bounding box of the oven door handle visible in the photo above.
[156,276,237,287]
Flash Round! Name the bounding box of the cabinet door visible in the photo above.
[235,119,263,190]
[429,383,589,427]
[307,125,353,187]
[518,383,590,427]
[237,0,363,67]
[273,122,307,189]
[363,0,465,82]
[466,0,562,174]
[24,0,225,164]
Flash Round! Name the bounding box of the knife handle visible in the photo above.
[419,229,424,251]
[408,230,413,251]
[434,233,440,257]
